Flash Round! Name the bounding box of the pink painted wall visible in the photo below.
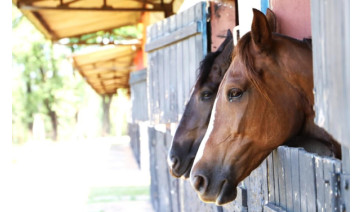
[270,0,311,39]
[210,1,236,52]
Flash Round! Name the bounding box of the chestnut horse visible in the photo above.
[190,9,341,205]
[168,9,279,179]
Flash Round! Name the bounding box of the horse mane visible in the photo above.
[234,32,271,102]
[302,38,312,49]
[234,32,313,105]
[196,50,222,88]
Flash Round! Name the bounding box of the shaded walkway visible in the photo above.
[11,136,153,212]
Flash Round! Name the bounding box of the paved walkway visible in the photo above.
[11,136,154,212]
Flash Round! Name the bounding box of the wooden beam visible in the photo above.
[18,3,174,14]
[62,0,82,6]
[53,23,140,41]
[82,66,135,72]
[56,40,141,46]
[32,11,58,39]
[77,56,137,69]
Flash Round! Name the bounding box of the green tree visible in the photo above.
[12,5,86,142]
[13,41,62,140]
[12,5,137,142]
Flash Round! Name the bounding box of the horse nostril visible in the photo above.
[169,156,179,169]
[193,174,208,194]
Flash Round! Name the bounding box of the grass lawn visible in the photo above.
[88,186,150,203]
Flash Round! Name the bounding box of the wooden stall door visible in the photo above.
[145,2,208,124]
[311,0,350,211]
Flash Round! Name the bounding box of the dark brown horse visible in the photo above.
[167,30,234,178]
[190,9,341,205]
[167,9,279,179]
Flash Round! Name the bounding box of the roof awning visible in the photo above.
[13,0,174,40]
[72,45,140,95]
[13,0,176,95]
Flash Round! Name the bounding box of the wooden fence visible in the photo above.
[128,69,148,167]
[129,69,149,123]
[146,125,343,212]
[310,0,350,210]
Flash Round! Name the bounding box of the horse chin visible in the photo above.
[182,157,194,179]
[196,180,237,205]
[215,181,237,205]
[169,157,194,179]
[169,169,182,178]
[182,168,191,179]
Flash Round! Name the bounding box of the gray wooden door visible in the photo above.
[311,0,350,211]
[145,2,208,124]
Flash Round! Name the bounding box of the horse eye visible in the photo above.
[228,88,243,102]
[201,91,213,101]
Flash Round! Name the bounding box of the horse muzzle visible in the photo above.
[190,165,238,205]
[167,152,195,179]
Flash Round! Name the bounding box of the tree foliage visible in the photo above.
[12,5,87,142]
[12,5,134,143]
[61,24,143,46]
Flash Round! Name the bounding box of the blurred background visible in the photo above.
[11,3,149,212]
[11,0,223,211]
[11,0,188,211]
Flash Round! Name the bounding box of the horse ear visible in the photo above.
[219,38,234,76]
[226,29,233,39]
[216,29,233,52]
[266,8,279,33]
[251,8,272,50]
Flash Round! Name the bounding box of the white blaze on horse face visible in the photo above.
[191,96,218,171]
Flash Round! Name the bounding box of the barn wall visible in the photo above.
[146,123,345,212]
[128,122,140,167]
[128,69,150,170]
[269,0,311,39]
[210,0,236,52]
[130,1,350,212]
[145,3,225,211]
[310,0,350,150]
[310,0,350,211]
[129,69,149,123]
[145,2,207,124]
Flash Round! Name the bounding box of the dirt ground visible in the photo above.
[11,136,154,212]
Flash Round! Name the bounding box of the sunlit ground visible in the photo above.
[11,136,153,212]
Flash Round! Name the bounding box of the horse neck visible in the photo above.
[279,39,314,116]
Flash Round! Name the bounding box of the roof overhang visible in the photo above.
[13,0,174,40]
[72,45,140,95]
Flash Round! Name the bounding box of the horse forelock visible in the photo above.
[196,50,222,89]
[234,32,272,103]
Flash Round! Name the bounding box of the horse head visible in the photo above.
[167,9,280,179]
[167,30,234,178]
